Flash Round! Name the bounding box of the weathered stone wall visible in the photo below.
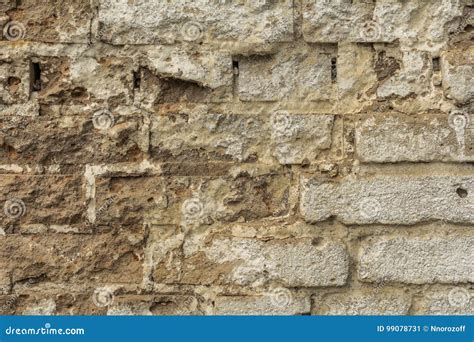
[0,0,473,315]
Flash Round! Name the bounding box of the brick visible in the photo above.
[0,231,145,285]
[5,0,93,43]
[319,292,411,315]
[97,0,293,45]
[150,112,334,165]
[355,114,474,162]
[300,176,474,224]
[214,294,310,315]
[358,237,474,284]
[238,44,336,102]
[0,114,147,166]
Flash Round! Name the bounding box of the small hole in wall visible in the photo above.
[133,69,141,90]
[232,60,239,75]
[456,187,468,198]
[432,57,440,72]
[30,61,41,92]
[331,57,337,83]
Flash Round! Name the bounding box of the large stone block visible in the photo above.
[303,0,465,44]
[35,56,134,107]
[358,236,474,284]
[300,176,474,224]
[0,231,145,285]
[214,293,310,315]
[355,114,474,162]
[97,0,293,45]
[3,0,93,43]
[0,114,148,166]
[150,112,334,165]
[318,292,411,315]
[151,230,349,287]
[94,165,291,227]
[238,44,336,102]
[414,288,474,315]
[441,43,474,105]
[0,175,85,228]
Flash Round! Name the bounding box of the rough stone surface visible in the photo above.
[0,0,473,316]
[301,176,474,224]
[214,294,311,315]
[319,292,411,315]
[355,114,474,162]
[150,112,334,164]
[414,288,474,315]
[359,237,474,284]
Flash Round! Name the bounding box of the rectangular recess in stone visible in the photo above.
[355,114,474,162]
[358,236,474,284]
[300,176,474,224]
[0,115,147,165]
[98,0,293,45]
[0,231,145,285]
[238,46,335,101]
[155,236,349,287]
[6,0,93,43]
[35,56,134,106]
[0,59,30,105]
[0,175,85,227]
[150,112,334,165]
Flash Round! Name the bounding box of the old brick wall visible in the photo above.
[0,0,473,315]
